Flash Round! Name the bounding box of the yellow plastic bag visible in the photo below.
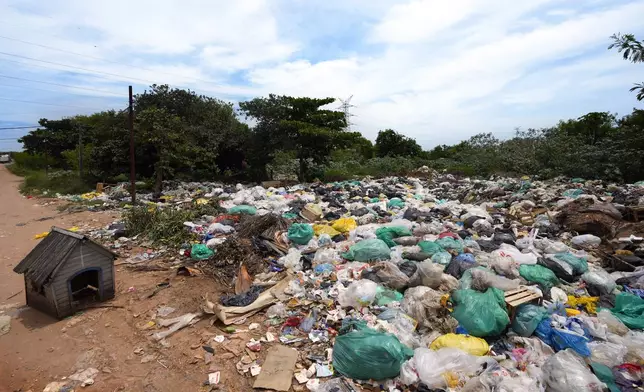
[332,217,357,233]
[313,224,340,237]
[196,198,209,205]
[33,231,49,240]
[429,333,490,356]
[567,295,599,314]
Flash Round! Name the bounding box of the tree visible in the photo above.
[374,129,422,158]
[609,33,644,100]
[239,95,347,181]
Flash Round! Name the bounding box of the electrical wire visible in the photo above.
[0,34,226,87]
[0,97,114,110]
[0,126,39,130]
[0,74,124,97]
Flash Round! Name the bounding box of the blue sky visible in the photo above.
[0,0,643,151]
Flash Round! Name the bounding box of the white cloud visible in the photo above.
[0,0,643,150]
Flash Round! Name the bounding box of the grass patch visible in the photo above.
[9,163,94,196]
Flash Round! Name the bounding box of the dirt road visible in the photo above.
[0,166,260,392]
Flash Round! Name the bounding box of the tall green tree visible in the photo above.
[239,95,347,181]
[609,33,644,100]
[374,129,423,158]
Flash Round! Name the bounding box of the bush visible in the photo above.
[18,170,92,195]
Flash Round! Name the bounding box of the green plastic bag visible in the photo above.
[590,363,620,392]
[288,223,314,245]
[431,251,453,265]
[436,237,464,253]
[342,239,391,262]
[563,189,583,198]
[332,325,413,380]
[451,288,510,337]
[282,212,297,219]
[609,292,644,329]
[191,244,214,260]
[387,198,405,209]
[519,264,560,291]
[555,253,588,275]
[511,304,549,337]
[375,286,404,306]
[418,241,444,256]
[228,205,257,215]
[376,226,412,248]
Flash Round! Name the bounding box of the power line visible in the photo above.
[0,126,39,130]
[0,74,123,97]
[0,35,226,88]
[0,97,111,110]
[0,51,159,85]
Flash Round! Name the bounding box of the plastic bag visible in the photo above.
[512,304,549,337]
[489,254,520,278]
[581,270,616,296]
[228,205,257,215]
[375,286,404,306]
[313,224,340,237]
[280,248,303,271]
[288,223,314,245]
[572,234,601,247]
[313,248,339,265]
[387,198,405,209]
[207,223,234,234]
[418,240,444,256]
[567,295,599,314]
[410,347,488,388]
[266,302,287,318]
[519,264,560,291]
[436,237,464,253]
[376,226,412,247]
[579,315,608,340]
[430,333,490,356]
[589,363,620,392]
[624,330,644,362]
[332,325,413,380]
[588,341,627,367]
[342,239,391,262]
[432,251,453,266]
[372,262,410,290]
[191,244,214,260]
[597,309,630,336]
[338,280,378,309]
[451,288,510,337]
[469,268,520,291]
[551,328,591,356]
[609,292,644,329]
[493,244,538,265]
[543,349,604,392]
[414,261,444,289]
[445,254,476,279]
[332,217,357,233]
[402,286,458,332]
[555,253,588,275]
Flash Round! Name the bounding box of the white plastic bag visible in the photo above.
[413,348,490,388]
[581,270,616,295]
[572,234,601,247]
[470,268,520,291]
[588,341,627,367]
[493,244,538,265]
[415,261,443,289]
[279,248,303,272]
[337,280,378,309]
[313,248,339,265]
[579,315,608,340]
[624,330,644,362]
[543,349,604,392]
[489,254,520,279]
[597,309,630,336]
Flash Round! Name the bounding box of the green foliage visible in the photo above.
[124,206,197,246]
[375,129,423,158]
[20,170,92,195]
[609,33,644,100]
[11,152,56,171]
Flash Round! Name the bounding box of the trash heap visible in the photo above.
[105,176,644,390]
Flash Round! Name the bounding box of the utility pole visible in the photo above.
[128,85,136,203]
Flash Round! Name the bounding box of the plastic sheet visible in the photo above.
[430,333,490,356]
[597,309,630,336]
[338,280,378,309]
[609,292,644,329]
[342,239,391,262]
[519,264,560,291]
[332,325,413,380]
[288,223,314,245]
[588,341,627,367]
[512,304,549,337]
[582,270,617,296]
[451,288,510,337]
[376,226,412,247]
[542,349,604,392]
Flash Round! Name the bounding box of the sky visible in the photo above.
[0,0,643,151]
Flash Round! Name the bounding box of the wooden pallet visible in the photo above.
[505,288,543,319]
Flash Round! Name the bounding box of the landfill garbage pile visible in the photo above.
[87,175,644,390]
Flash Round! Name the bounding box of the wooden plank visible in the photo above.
[504,288,527,296]
[508,293,541,307]
[505,291,534,303]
